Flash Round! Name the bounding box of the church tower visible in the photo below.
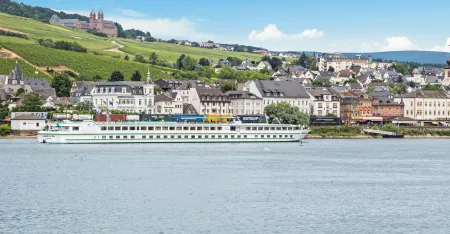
[97,9,104,30]
[89,9,96,29]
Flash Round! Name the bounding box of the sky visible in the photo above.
[18,0,450,52]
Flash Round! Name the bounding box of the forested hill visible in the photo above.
[0,0,89,22]
[345,51,449,64]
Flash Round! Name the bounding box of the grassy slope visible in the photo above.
[117,39,264,63]
[0,58,49,78]
[0,12,270,81]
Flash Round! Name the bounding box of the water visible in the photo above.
[1,139,450,233]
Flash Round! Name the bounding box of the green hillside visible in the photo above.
[0,58,49,79]
[0,12,270,82]
[117,39,265,63]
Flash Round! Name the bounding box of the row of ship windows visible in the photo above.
[100,126,299,131]
[95,134,295,139]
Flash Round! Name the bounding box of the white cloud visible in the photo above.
[110,16,215,41]
[54,9,215,41]
[248,24,323,41]
[384,36,417,50]
[116,9,146,18]
[430,38,450,52]
[360,36,419,52]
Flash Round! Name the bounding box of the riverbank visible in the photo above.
[0,135,36,139]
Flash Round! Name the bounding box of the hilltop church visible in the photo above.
[50,9,118,37]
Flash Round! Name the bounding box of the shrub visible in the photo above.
[381,124,399,133]
[371,126,379,130]
[0,124,11,136]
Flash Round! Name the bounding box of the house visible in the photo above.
[226,91,263,115]
[340,97,359,123]
[90,70,155,114]
[241,59,255,70]
[0,61,56,100]
[394,90,450,124]
[256,61,272,71]
[196,87,230,115]
[248,80,312,114]
[424,75,443,85]
[218,60,232,67]
[346,82,363,92]
[136,36,145,42]
[10,115,46,135]
[172,88,201,114]
[154,92,183,115]
[304,71,317,80]
[70,80,99,102]
[154,79,183,92]
[307,88,340,117]
[359,94,373,118]
[372,97,404,120]
[43,96,80,110]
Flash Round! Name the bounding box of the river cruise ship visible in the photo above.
[37,118,309,144]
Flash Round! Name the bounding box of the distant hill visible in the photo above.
[345,51,449,64]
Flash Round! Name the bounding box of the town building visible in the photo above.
[394,90,450,124]
[359,94,373,117]
[154,79,183,92]
[50,9,118,37]
[372,97,404,120]
[196,87,230,115]
[256,61,272,70]
[340,97,359,124]
[90,70,155,113]
[316,53,386,72]
[0,61,55,101]
[226,91,263,115]
[307,88,340,117]
[10,115,46,135]
[248,80,312,114]
[154,92,183,115]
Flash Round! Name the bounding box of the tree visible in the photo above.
[261,55,271,61]
[220,82,236,92]
[308,57,317,70]
[312,79,332,87]
[13,93,44,112]
[299,52,307,67]
[149,52,158,65]
[0,125,10,136]
[109,71,125,82]
[390,83,407,95]
[134,54,146,63]
[196,66,215,79]
[191,42,199,47]
[177,54,186,69]
[124,55,129,61]
[15,88,25,96]
[131,70,142,81]
[226,57,243,67]
[0,103,9,121]
[181,56,197,71]
[92,75,103,81]
[51,73,71,97]
[407,81,417,88]
[260,67,270,75]
[343,78,358,85]
[267,57,282,71]
[198,57,210,66]
[75,101,94,111]
[264,102,309,125]
[328,66,335,72]
[217,66,238,80]
[423,84,441,91]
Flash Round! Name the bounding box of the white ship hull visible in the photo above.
[37,120,309,144]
